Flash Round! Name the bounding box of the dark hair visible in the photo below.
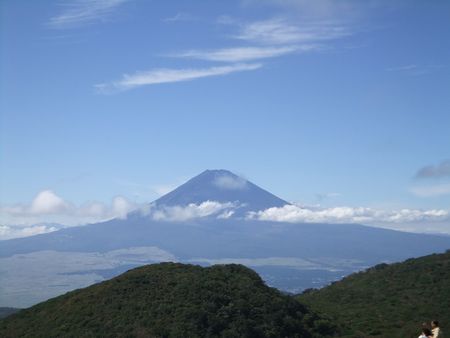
[423,328,432,336]
[432,320,439,327]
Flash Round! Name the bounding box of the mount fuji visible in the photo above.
[153,169,288,212]
[1,169,450,308]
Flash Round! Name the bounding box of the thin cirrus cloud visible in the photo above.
[240,0,381,21]
[171,45,308,63]
[171,18,347,63]
[95,63,262,93]
[162,12,196,23]
[97,15,350,93]
[48,0,129,29]
[233,18,349,45]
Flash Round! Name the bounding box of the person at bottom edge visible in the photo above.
[419,328,433,338]
[432,320,444,338]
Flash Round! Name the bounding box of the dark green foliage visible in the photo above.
[0,263,335,337]
[297,251,450,338]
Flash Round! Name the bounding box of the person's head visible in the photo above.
[431,320,439,329]
[423,328,432,336]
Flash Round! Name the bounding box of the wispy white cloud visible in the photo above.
[162,12,196,23]
[387,64,418,72]
[240,0,383,21]
[247,204,449,225]
[179,17,349,63]
[97,9,350,93]
[234,18,349,45]
[172,45,307,62]
[95,63,262,93]
[217,210,235,219]
[48,0,129,29]
[387,64,447,76]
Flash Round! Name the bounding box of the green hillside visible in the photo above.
[297,250,450,338]
[0,263,336,338]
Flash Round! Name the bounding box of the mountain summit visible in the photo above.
[153,169,289,213]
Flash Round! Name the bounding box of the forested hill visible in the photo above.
[0,263,336,338]
[297,250,450,338]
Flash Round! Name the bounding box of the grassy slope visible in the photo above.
[0,263,336,338]
[297,250,450,338]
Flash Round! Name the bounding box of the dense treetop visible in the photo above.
[297,250,450,338]
[0,263,335,338]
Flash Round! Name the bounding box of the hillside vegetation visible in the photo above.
[0,263,336,338]
[297,250,450,338]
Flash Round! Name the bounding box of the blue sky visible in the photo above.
[1,0,450,235]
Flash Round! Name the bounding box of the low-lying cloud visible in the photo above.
[147,201,238,222]
[3,191,449,239]
[0,224,61,241]
[0,190,137,238]
[247,204,449,225]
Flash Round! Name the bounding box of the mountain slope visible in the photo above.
[0,263,336,338]
[297,250,450,338]
[153,169,289,213]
